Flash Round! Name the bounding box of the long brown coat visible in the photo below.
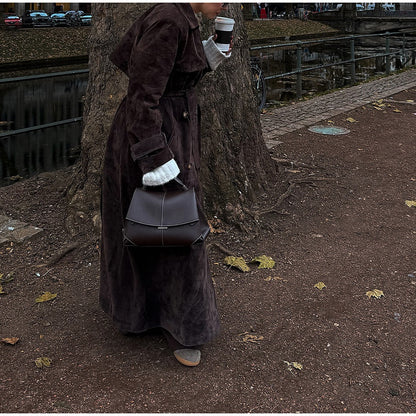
[99,3,220,346]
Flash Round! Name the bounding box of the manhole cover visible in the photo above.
[308,125,350,135]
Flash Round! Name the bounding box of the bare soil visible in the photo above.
[0,88,415,412]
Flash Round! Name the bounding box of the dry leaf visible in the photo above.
[1,337,19,345]
[0,284,5,295]
[239,332,264,343]
[314,282,326,290]
[406,99,414,103]
[284,361,303,372]
[208,218,225,234]
[35,292,57,303]
[366,289,384,299]
[251,255,275,269]
[405,200,416,208]
[224,256,250,272]
[393,109,402,113]
[35,357,52,368]
[264,276,287,282]
[346,117,358,123]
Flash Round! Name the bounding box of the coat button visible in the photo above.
[182,111,189,119]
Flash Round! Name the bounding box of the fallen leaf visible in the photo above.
[0,284,5,295]
[314,281,326,290]
[393,109,402,113]
[0,272,14,283]
[405,200,416,208]
[406,99,414,103]
[239,332,264,343]
[286,169,301,173]
[346,117,358,123]
[284,361,303,372]
[35,292,57,303]
[35,357,52,368]
[1,337,19,345]
[264,276,287,282]
[366,289,384,299]
[251,255,275,269]
[224,256,250,272]
[327,120,334,124]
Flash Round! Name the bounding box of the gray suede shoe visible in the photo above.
[174,349,201,367]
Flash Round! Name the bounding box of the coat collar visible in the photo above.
[174,3,199,29]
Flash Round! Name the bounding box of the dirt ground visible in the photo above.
[0,88,415,413]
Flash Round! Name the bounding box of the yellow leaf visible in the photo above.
[0,284,5,295]
[314,282,326,290]
[224,256,250,272]
[406,99,414,103]
[327,120,334,124]
[264,276,287,282]
[251,255,275,269]
[393,109,402,113]
[35,292,57,303]
[405,200,416,208]
[346,117,358,123]
[1,337,19,345]
[239,332,264,343]
[284,361,303,371]
[366,289,384,299]
[35,357,52,368]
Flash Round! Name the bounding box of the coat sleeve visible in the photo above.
[126,18,182,174]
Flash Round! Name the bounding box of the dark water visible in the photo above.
[252,33,416,103]
[0,72,88,186]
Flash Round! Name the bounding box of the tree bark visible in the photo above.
[66,3,275,235]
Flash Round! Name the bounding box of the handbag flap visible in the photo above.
[126,188,199,227]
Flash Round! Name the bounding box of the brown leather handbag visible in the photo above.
[123,179,210,247]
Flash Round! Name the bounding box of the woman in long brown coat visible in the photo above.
[100,3,231,366]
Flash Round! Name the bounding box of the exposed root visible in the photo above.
[207,242,234,256]
[46,243,79,266]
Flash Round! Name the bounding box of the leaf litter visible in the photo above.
[224,256,250,272]
[284,361,303,373]
[239,332,264,344]
[314,281,326,290]
[1,337,19,345]
[251,255,275,269]
[366,289,384,299]
[35,292,57,303]
[35,357,52,368]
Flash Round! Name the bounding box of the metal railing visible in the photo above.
[250,30,416,100]
[0,69,88,139]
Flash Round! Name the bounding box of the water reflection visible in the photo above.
[253,34,416,103]
[0,73,88,186]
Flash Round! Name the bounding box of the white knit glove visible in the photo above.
[142,159,180,186]
[202,35,231,71]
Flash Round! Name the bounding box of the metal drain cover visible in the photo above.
[308,125,350,135]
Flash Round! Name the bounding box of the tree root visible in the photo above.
[46,243,79,267]
[207,242,234,256]
[246,177,335,220]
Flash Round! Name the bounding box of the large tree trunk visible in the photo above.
[66,3,275,235]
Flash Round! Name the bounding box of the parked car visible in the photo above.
[65,10,82,26]
[22,10,51,27]
[50,12,67,26]
[1,14,22,29]
[78,11,92,26]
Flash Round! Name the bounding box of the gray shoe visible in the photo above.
[173,349,201,367]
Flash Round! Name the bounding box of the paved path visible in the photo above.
[261,68,416,148]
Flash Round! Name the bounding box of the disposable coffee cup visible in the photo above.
[214,17,235,52]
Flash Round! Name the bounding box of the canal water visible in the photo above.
[252,32,416,102]
[0,71,88,186]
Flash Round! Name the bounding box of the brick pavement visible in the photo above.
[261,68,416,149]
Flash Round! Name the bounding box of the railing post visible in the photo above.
[385,32,391,75]
[350,35,356,85]
[296,42,302,99]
